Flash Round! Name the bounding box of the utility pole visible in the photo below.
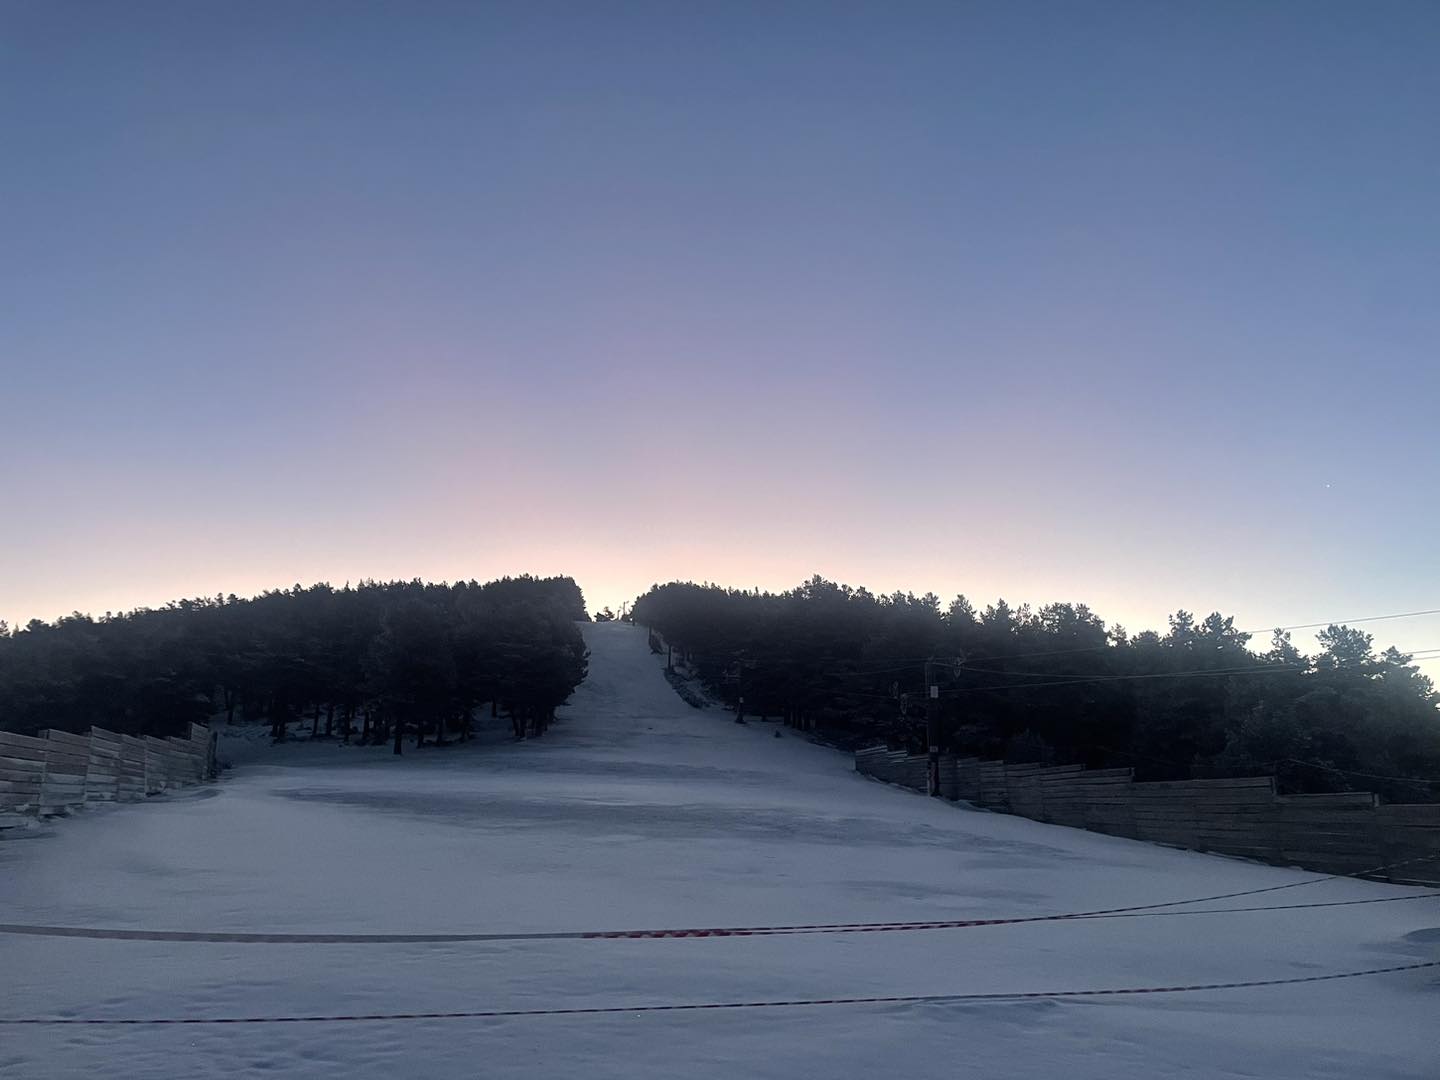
[925,658,941,797]
[734,657,746,723]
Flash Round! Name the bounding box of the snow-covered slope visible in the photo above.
[2,622,1435,1079]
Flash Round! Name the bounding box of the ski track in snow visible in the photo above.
[1,622,1436,1079]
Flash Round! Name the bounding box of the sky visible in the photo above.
[2,1,1438,663]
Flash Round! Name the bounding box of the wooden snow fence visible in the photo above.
[190,721,218,779]
[86,728,124,802]
[855,747,1440,886]
[165,736,206,785]
[853,746,890,781]
[0,731,48,821]
[39,729,90,814]
[117,734,147,802]
[0,724,215,830]
[1128,776,1278,852]
[143,736,196,794]
[1036,767,1136,833]
[1374,804,1440,885]
[978,760,1008,810]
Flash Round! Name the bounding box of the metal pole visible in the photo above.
[735,658,746,723]
[925,659,941,797]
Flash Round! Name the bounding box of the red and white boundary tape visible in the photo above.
[1,891,1433,945]
[4,959,1436,1025]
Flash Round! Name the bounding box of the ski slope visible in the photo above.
[2,622,1436,1079]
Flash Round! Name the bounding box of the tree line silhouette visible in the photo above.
[0,576,588,754]
[633,577,1440,802]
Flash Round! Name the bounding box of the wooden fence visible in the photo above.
[0,722,216,826]
[854,747,1440,886]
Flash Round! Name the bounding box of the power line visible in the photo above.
[943,649,1438,693]
[654,632,1440,677]
[718,653,1433,703]
[958,607,1440,664]
[1260,608,1440,634]
[958,661,1304,682]
[942,665,1310,696]
[1281,758,1440,787]
[840,634,1439,673]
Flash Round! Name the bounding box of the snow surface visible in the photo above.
[2,621,1436,1079]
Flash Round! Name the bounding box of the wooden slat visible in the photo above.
[43,752,88,770]
[1130,788,1276,801]
[1280,791,1378,805]
[44,729,91,751]
[1376,804,1440,822]
[1132,777,1277,792]
[1034,765,1085,779]
[0,761,46,781]
[1043,767,1134,782]
[0,732,48,762]
[43,751,88,768]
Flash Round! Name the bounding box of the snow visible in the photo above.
[2,621,1436,1079]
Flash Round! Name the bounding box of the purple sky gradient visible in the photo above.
[2,2,1438,662]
